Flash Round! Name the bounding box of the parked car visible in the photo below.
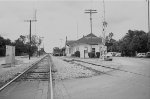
[146,52,150,58]
[107,52,116,56]
[115,53,121,57]
[104,53,113,61]
[136,53,146,58]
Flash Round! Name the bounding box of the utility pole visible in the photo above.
[85,9,97,52]
[25,19,37,60]
[102,0,107,45]
[76,21,79,40]
[25,10,37,60]
[147,0,150,51]
[41,37,44,50]
[85,9,97,34]
[65,36,67,55]
[147,0,150,32]
[102,0,108,59]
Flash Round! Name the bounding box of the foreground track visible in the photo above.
[0,54,53,99]
[69,59,150,78]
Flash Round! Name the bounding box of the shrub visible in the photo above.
[75,51,80,57]
[88,52,95,58]
[96,52,100,58]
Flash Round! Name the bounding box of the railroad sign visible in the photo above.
[5,45,15,67]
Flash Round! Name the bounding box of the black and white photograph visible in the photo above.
[0,0,150,99]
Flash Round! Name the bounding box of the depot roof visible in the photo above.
[66,33,102,46]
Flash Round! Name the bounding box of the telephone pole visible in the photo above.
[102,0,107,45]
[147,0,150,32]
[25,19,37,60]
[85,9,97,34]
[85,9,97,52]
[147,0,150,51]
[40,37,44,49]
[102,0,108,59]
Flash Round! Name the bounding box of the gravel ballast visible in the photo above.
[51,56,97,81]
[0,56,43,87]
[52,56,122,81]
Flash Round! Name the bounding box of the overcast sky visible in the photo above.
[0,0,148,52]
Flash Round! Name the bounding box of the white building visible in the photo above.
[65,33,107,58]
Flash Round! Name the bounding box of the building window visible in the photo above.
[92,48,95,53]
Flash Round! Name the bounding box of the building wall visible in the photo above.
[65,46,71,56]
[66,44,106,58]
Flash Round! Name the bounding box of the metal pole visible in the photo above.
[147,0,150,51]
[29,20,31,60]
[148,0,150,32]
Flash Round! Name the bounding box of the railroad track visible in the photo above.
[0,54,54,99]
[63,58,150,78]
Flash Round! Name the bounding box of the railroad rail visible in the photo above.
[0,54,54,99]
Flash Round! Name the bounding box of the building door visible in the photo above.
[92,48,95,57]
[84,47,88,58]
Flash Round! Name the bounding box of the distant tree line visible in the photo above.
[0,35,44,56]
[0,36,12,56]
[106,30,150,56]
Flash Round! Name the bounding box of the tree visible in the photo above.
[14,35,40,56]
[0,36,12,56]
[14,36,28,56]
[0,34,41,56]
[105,32,114,52]
[117,30,148,56]
[147,31,150,51]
